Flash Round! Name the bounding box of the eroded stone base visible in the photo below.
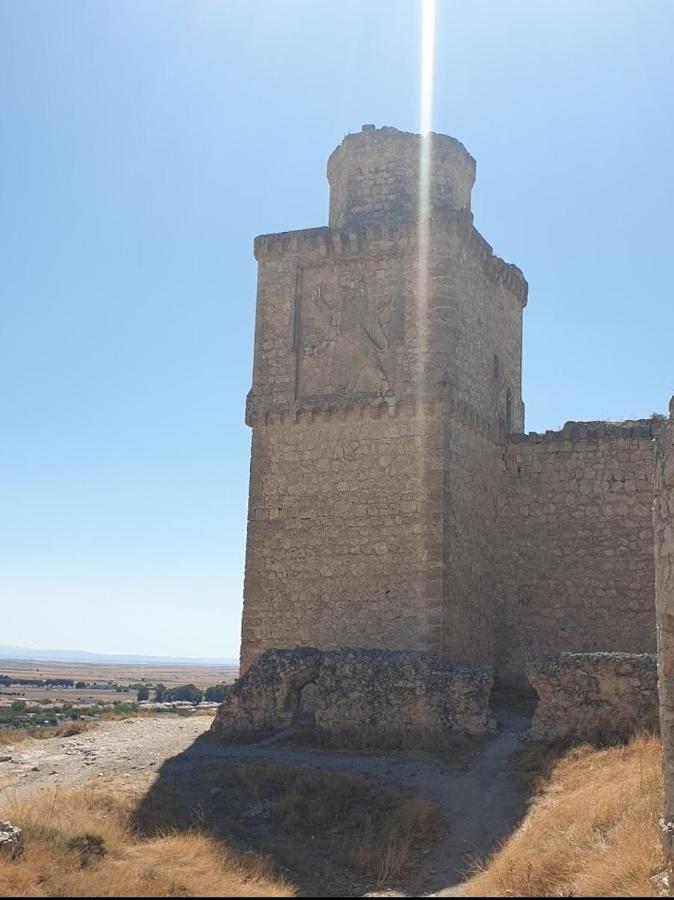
[211,647,495,743]
[527,652,658,741]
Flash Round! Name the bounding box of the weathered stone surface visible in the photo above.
[527,652,658,741]
[497,421,658,686]
[655,402,674,870]
[238,123,662,692]
[0,822,24,861]
[241,125,527,676]
[212,647,495,741]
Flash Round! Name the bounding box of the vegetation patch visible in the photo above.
[463,733,664,897]
[135,759,442,894]
[0,783,291,898]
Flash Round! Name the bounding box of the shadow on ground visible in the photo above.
[132,713,566,898]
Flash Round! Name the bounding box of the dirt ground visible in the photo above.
[0,710,536,897]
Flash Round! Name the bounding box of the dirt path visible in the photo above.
[0,714,531,896]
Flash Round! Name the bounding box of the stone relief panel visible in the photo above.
[295,259,404,401]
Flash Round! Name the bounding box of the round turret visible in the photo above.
[327,125,476,230]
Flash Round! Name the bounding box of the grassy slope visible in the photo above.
[464,734,664,897]
[0,783,292,898]
[0,762,441,897]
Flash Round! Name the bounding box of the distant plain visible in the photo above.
[0,658,239,707]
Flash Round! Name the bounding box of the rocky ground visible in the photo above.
[0,716,209,797]
[0,711,534,897]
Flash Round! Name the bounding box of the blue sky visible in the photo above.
[1,0,672,659]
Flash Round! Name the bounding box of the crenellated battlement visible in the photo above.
[245,391,501,440]
[327,125,476,230]
[253,217,528,307]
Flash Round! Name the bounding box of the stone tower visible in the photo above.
[241,125,527,673]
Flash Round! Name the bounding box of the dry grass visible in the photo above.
[0,784,292,897]
[134,758,442,892]
[463,733,664,897]
[0,721,96,747]
[236,763,442,884]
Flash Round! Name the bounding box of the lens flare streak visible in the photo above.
[417,0,436,400]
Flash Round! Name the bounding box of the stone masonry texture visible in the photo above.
[527,652,659,741]
[212,647,495,741]
[497,421,657,685]
[238,124,662,699]
[655,401,674,863]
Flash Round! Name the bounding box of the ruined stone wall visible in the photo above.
[655,403,674,858]
[528,652,658,741]
[213,647,495,742]
[497,422,657,685]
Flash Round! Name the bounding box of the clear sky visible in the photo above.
[1,0,672,659]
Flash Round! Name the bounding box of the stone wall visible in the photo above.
[497,421,657,685]
[241,405,447,670]
[212,647,495,742]
[327,125,475,230]
[655,402,674,860]
[527,652,658,741]
[442,417,500,665]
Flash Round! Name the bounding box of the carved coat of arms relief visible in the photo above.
[296,262,403,402]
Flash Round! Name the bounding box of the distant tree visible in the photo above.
[136,685,150,702]
[11,700,27,712]
[75,681,87,689]
[165,684,203,705]
[154,683,167,703]
[204,684,229,703]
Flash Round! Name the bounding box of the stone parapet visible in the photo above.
[212,647,495,743]
[527,652,658,741]
[245,391,503,440]
[326,125,476,230]
[252,217,528,307]
[508,418,658,445]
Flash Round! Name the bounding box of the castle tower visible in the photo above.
[241,126,528,672]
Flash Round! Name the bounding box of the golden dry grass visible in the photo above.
[0,784,292,897]
[463,733,665,897]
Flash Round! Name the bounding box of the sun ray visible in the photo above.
[417,0,436,402]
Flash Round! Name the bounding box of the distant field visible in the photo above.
[0,658,239,707]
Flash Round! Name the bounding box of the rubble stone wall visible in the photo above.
[213,647,495,741]
[527,652,658,741]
